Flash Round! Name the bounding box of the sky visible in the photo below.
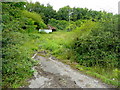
[27,0,120,14]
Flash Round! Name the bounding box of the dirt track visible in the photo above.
[26,52,112,88]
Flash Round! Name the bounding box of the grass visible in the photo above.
[35,31,119,87]
[75,65,119,87]
[60,59,119,87]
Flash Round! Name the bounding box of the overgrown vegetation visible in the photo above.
[2,2,43,88]
[2,1,120,88]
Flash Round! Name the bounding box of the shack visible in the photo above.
[39,25,56,33]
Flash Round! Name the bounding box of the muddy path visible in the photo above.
[26,52,112,88]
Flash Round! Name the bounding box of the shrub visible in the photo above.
[73,20,119,69]
[22,10,47,29]
[2,32,37,88]
[48,18,69,30]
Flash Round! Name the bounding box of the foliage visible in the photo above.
[2,1,120,88]
[2,32,38,88]
[73,17,119,68]
[2,2,44,88]
[22,10,47,29]
[72,19,120,86]
[26,2,57,24]
[57,6,71,21]
[48,18,69,30]
[65,23,77,31]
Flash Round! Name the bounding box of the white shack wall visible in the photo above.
[39,29,52,33]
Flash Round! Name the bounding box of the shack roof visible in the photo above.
[47,25,56,30]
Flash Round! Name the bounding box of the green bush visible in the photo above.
[22,10,47,29]
[2,3,41,88]
[2,32,37,88]
[73,20,119,68]
[65,23,77,31]
[48,18,69,30]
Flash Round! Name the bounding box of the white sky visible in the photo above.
[27,0,120,14]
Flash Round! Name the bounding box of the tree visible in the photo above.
[26,2,57,24]
[57,6,71,21]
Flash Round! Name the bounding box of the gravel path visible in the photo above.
[26,52,112,88]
